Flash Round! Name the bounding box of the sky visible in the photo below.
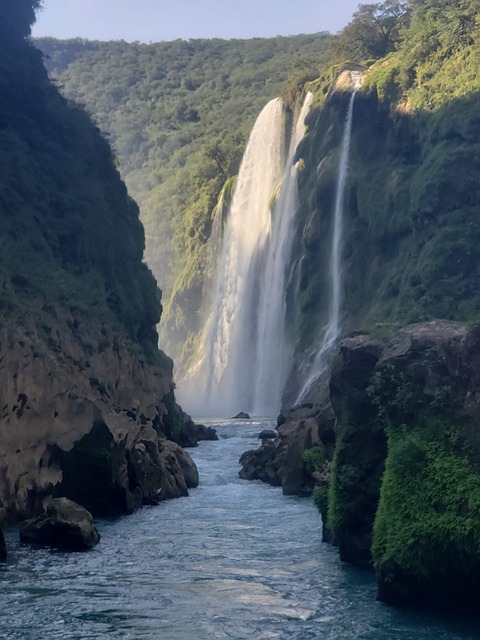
[32,0,361,42]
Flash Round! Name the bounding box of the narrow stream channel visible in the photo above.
[1,420,477,639]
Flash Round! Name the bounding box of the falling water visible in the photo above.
[296,89,357,403]
[252,92,313,414]
[180,94,313,416]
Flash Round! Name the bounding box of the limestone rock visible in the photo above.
[174,413,218,448]
[326,320,480,612]
[239,417,328,496]
[0,316,198,519]
[19,498,100,550]
[328,333,385,568]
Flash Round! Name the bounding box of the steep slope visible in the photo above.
[0,0,197,521]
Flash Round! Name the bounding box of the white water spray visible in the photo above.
[252,93,313,414]
[296,90,357,403]
[179,94,313,416]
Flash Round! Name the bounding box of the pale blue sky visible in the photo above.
[32,0,360,42]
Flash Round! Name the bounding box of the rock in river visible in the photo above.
[20,497,100,550]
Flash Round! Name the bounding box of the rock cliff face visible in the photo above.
[0,1,200,524]
[0,315,199,519]
[241,320,480,612]
[328,321,480,611]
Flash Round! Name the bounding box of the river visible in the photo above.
[1,419,477,639]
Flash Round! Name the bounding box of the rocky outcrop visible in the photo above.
[173,412,218,448]
[239,398,335,496]
[19,497,100,550]
[327,334,386,568]
[326,320,480,612]
[0,314,198,520]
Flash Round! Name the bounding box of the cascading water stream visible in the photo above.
[179,94,312,417]
[252,92,313,415]
[296,89,357,403]
[180,98,286,416]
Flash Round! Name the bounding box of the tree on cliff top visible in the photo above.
[335,0,411,60]
[1,0,42,39]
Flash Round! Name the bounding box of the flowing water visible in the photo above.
[252,92,313,415]
[1,420,477,640]
[180,94,313,417]
[296,90,356,403]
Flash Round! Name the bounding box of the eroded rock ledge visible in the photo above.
[0,309,200,522]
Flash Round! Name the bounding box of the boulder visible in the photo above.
[194,424,219,442]
[19,498,100,550]
[231,412,250,420]
[174,414,218,448]
[239,372,335,497]
[239,417,327,496]
[258,429,277,440]
[0,508,6,561]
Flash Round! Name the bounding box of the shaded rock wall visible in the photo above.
[329,321,480,611]
[0,314,198,519]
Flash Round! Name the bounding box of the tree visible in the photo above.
[1,0,43,39]
[335,0,411,61]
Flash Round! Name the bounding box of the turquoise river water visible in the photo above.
[1,419,478,639]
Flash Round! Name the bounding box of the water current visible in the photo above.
[1,420,478,639]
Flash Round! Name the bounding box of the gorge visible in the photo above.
[2,0,480,631]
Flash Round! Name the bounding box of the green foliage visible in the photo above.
[372,425,480,584]
[334,0,410,61]
[313,485,328,515]
[302,444,327,474]
[0,15,161,355]
[34,34,334,366]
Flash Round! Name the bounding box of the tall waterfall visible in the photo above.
[180,94,312,416]
[252,93,313,413]
[296,89,357,403]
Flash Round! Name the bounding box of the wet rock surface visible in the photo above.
[19,498,100,550]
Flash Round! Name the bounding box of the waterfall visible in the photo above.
[179,94,312,417]
[296,90,357,403]
[252,92,313,414]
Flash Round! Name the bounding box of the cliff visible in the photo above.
[239,0,480,614]
[0,1,198,523]
[329,321,480,612]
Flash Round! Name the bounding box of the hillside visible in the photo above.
[0,0,198,521]
[34,33,335,364]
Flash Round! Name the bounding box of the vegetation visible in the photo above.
[367,348,480,605]
[292,0,480,352]
[35,34,335,364]
[0,0,160,355]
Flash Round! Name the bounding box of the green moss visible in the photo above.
[313,485,328,515]
[302,444,326,475]
[373,425,480,584]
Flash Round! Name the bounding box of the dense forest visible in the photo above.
[290,0,480,353]
[35,0,480,373]
[35,33,334,364]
